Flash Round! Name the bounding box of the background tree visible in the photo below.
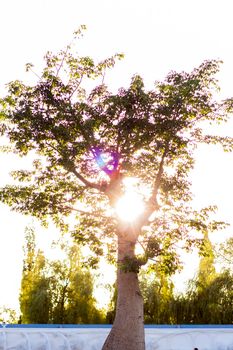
[196,230,217,292]
[215,237,233,270]
[1,28,233,349]
[171,231,216,324]
[140,267,174,324]
[19,227,103,324]
[48,240,104,324]
[172,270,233,324]
[171,234,233,324]
[20,226,52,323]
[0,306,18,324]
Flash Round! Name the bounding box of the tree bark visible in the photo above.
[102,231,145,350]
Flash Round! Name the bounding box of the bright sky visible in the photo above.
[0,0,233,310]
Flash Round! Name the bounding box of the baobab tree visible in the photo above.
[0,29,232,349]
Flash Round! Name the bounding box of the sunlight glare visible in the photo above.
[115,178,145,222]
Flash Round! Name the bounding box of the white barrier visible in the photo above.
[0,326,233,350]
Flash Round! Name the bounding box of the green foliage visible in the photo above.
[48,241,105,324]
[197,232,216,290]
[19,227,104,324]
[20,229,51,323]
[132,249,233,325]
[0,29,232,277]
[140,269,175,324]
[120,255,147,273]
[172,270,233,324]
[215,237,233,270]
[148,235,233,325]
[0,306,18,324]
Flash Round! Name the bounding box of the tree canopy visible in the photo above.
[0,39,231,268]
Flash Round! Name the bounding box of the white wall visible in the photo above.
[0,327,233,350]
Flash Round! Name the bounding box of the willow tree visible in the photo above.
[20,227,51,324]
[0,29,232,349]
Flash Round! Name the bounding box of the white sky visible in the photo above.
[0,0,233,310]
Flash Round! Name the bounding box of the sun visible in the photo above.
[115,178,145,222]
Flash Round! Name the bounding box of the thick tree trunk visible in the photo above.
[102,232,145,350]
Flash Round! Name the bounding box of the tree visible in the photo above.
[216,237,233,270]
[140,268,174,324]
[20,227,103,324]
[171,235,233,325]
[171,231,217,324]
[196,231,216,291]
[20,227,51,323]
[0,28,232,349]
[48,240,104,324]
[0,306,18,324]
[173,269,233,324]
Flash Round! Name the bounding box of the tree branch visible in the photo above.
[68,74,84,101]
[71,168,101,190]
[61,204,110,220]
[151,146,168,202]
[43,141,101,191]
[141,143,170,224]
